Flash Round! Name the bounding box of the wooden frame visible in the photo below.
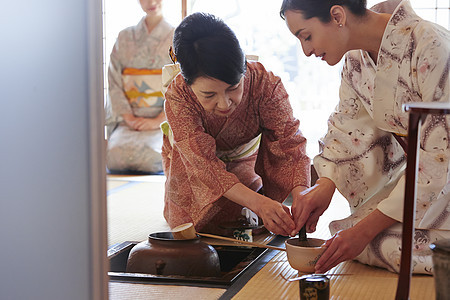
[395,102,450,300]
[182,0,187,18]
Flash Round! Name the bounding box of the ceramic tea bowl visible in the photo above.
[285,237,326,273]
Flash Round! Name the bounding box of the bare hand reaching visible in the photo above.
[252,197,295,236]
[224,183,295,236]
[314,228,370,273]
[314,209,398,273]
[290,177,335,236]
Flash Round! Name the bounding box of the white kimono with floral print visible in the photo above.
[314,0,450,274]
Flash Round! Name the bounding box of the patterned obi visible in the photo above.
[122,68,164,117]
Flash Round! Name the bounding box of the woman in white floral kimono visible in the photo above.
[106,0,174,173]
[281,0,449,274]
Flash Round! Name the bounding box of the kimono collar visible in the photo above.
[380,0,421,55]
[372,0,422,133]
[136,16,173,41]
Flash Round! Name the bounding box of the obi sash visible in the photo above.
[215,134,261,162]
[161,121,261,163]
[122,68,164,108]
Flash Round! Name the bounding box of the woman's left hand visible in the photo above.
[133,117,162,131]
[314,209,398,273]
[314,227,371,273]
[123,111,166,131]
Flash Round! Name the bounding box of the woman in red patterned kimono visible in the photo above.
[161,13,311,236]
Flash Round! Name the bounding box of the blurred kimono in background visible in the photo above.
[106,17,174,173]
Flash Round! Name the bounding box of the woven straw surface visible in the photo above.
[107,175,435,300]
[109,282,225,300]
[232,251,435,299]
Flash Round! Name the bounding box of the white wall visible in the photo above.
[0,1,107,299]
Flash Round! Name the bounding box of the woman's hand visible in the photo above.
[314,209,398,273]
[132,117,162,131]
[252,197,295,236]
[290,177,335,236]
[122,113,142,130]
[122,112,166,131]
[314,227,370,273]
[224,183,295,236]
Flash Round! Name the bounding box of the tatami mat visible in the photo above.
[107,175,170,246]
[109,282,225,300]
[106,175,436,300]
[231,251,435,299]
[107,180,131,191]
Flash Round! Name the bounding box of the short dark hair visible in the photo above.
[173,12,246,86]
[280,0,367,22]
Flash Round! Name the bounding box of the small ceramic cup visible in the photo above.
[285,238,326,273]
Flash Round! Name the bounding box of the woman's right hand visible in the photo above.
[122,113,139,129]
[122,113,163,131]
[252,197,295,236]
[224,183,295,236]
[290,177,336,236]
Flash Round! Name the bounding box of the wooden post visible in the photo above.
[182,0,187,19]
[395,102,450,300]
[395,112,421,300]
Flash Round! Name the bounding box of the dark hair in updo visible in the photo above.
[280,0,367,22]
[173,12,246,86]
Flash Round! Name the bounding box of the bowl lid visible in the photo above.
[299,274,330,282]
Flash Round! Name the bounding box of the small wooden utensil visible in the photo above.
[172,222,197,239]
[171,222,285,251]
[197,232,286,251]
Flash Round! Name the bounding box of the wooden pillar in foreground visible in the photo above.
[395,102,450,300]
[182,0,187,19]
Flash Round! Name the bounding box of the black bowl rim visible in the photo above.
[148,231,200,241]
